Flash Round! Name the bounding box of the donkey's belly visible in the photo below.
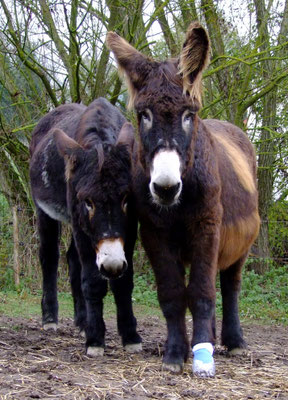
[218,210,260,269]
[36,198,70,223]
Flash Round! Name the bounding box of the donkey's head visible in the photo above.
[54,122,135,279]
[107,22,210,207]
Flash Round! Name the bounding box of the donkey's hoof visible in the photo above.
[192,347,215,378]
[193,359,215,378]
[229,347,247,356]
[86,346,104,357]
[162,362,183,374]
[124,343,142,353]
[79,330,86,338]
[43,323,57,331]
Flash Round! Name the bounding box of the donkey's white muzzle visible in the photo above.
[149,150,182,206]
[96,238,127,279]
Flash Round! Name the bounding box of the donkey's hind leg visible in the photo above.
[67,236,86,334]
[37,207,61,331]
[220,253,248,354]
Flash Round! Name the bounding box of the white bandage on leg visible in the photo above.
[192,342,215,378]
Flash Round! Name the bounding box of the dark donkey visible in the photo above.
[29,98,142,356]
[107,23,260,377]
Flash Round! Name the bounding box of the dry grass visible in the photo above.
[0,315,287,399]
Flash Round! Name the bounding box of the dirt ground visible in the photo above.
[0,315,287,400]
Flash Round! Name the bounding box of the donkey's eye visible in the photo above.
[122,196,128,214]
[182,110,195,133]
[85,198,94,212]
[122,202,128,214]
[140,109,153,131]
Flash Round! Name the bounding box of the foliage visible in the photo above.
[0,0,287,285]
[0,262,287,325]
[268,201,288,265]
[239,264,288,324]
[0,290,73,318]
[133,271,159,309]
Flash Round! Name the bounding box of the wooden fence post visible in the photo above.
[12,205,20,286]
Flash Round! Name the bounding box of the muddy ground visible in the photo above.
[0,315,287,399]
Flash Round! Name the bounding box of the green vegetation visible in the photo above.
[0,291,73,318]
[0,0,287,329]
[0,0,287,276]
[239,265,288,324]
[0,263,287,325]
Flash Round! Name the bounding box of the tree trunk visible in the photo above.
[178,0,198,30]
[201,0,236,122]
[251,0,280,273]
[154,0,179,57]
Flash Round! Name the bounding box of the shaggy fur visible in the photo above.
[29,98,141,352]
[107,22,260,374]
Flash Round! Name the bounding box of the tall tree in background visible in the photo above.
[252,0,288,272]
[0,0,151,205]
[0,0,287,271]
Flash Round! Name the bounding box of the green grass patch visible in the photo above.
[0,272,160,320]
[0,290,74,318]
[238,265,288,324]
[0,264,287,325]
[0,293,73,334]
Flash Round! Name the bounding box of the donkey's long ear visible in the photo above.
[53,128,82,158]
[179,22,210,105]
[53,128,84,180]
[106,32,152,108]
[116,122,135,153]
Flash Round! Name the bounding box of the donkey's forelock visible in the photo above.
[134,61,185,107]
[95,143,105,171]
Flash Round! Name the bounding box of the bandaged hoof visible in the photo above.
[86,346,104,357]
[124,343,142,353]
[162,362,183,374]
[192,343,215,378]
[43,323,57,331]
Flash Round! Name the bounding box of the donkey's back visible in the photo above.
[30,98,126,223]
[29,103,86,155]
[30,104,86,223]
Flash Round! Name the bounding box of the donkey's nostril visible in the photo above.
[153,182,181,202]
[99,259,127,280]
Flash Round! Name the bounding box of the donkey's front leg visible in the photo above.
[82,272,108,356]
[110,211,142,353]
[141,228,188,373]
[37,208,61,331]
[160,275,188,373]
[73,229,108,356]
[187,224,219,378]
[110,259,142,353]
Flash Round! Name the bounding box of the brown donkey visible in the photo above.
[107,23,260,377]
